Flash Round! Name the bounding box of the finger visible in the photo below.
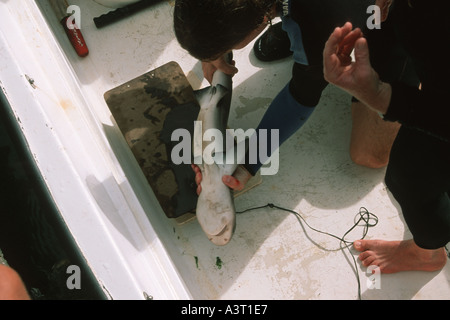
[380,0,393,22]
[217,61,238,76]
[354,37,371,68]
[202,68,216,84]
[196,184,202,195]
[338,22,356,42]
[203,58,238,83]
[323,54,342,83]
[222,175,244,191]
[323,27,343,60]
[338,28,363,58]
[331,22,354,49]
[195,171,202,186]
[323,27,346,81]
[337,31,363,67]
[323,23,353,67]
[339,27,363,47]
[204,70,216,84]
[191,164,201,175]
[330,21,353,38]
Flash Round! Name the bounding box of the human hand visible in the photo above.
[376,0,393,22]
[202,55,238,83]
[323,22,391,113]
[191,164,250,195]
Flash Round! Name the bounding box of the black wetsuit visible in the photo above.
[382,0,450,249]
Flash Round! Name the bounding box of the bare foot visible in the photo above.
[353,239,447,274]
[191,164,252,195]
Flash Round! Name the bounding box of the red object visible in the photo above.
[61,16,89,57]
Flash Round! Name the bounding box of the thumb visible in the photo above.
[221,63,238,76]
[354,38,371,67]
[222,175,244,191]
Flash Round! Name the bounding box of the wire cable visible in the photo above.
[236,203,379,300]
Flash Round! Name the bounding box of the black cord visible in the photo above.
[236,203,379,300]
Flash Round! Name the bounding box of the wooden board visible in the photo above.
[104,61,199,218]
[104,61,263,221]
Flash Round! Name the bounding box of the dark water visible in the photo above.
[0,91,106,300]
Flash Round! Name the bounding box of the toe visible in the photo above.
[361,255,376,267]
[353,240,365,252]
[358,251,371,261]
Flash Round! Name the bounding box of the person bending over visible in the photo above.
[174,0,397,193]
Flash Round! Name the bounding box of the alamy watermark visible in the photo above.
[367,5,382,30]
[65,3,383,31]
[171,122,280,176]
[366,265,381,290]
[66,265,81,290]
[65,5,81,30]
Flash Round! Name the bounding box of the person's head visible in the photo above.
[174,0,277,61]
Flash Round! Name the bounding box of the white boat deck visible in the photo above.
[1,0,448,300]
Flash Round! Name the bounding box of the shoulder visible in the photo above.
[292,0,375,30]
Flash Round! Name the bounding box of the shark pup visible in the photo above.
[193,55,242,246]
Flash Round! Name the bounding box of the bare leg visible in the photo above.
[354,239,447,274]
[350,101,401,168]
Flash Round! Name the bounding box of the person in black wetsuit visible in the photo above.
[323,0,449,273]
[174,0,399,192]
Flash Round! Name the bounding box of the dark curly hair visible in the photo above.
[174,0,276,61]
